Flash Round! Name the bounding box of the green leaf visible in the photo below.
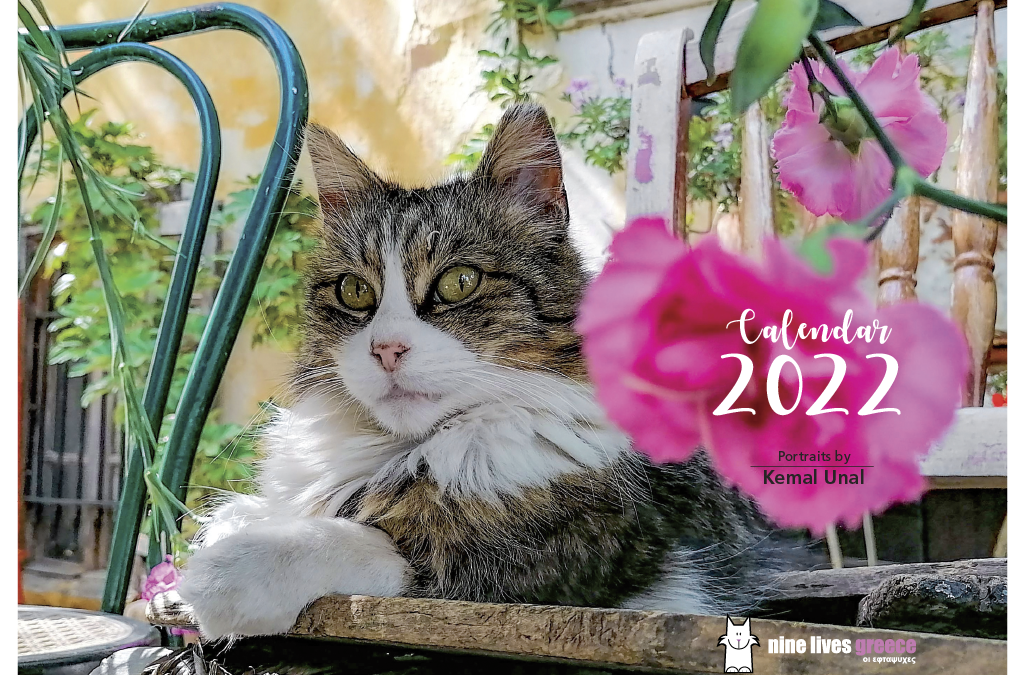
[891,0,927,44]
[18,4,58,63]
[812,0,861,32]
[546,9,574,26]
[20,146,62,297]
[731,0,819,115]
[699,0,734,84]
[797,222,869,274]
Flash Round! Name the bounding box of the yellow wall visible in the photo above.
[46,0,513,192]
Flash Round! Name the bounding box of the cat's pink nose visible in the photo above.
[371,341,410,372]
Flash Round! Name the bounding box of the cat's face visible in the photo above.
[297,105,589,438]
[725,617,752,648]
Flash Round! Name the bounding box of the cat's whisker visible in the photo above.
[481,354,587,384]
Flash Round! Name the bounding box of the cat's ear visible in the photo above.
[475,103,568,221]
[305,122,383,214]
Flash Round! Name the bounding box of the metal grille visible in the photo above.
[18,607,134,656]
[21,243,123,571]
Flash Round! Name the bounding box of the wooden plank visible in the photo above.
[148,591,1005,673]
[562,0,713,31]
[772,558,1005,601]
[625,28,692,237]
[686,0,1007,98]
[736,99,773,258]
[919,407,1006,479]
[927,476,1005,489]
[950,0,1000,407]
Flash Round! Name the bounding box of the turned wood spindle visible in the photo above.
[951,0,1000,407]
[876,36,921,307]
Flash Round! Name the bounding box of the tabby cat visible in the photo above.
[178,104,794,641]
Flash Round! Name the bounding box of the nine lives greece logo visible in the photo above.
[717,618,920,672]
[719,617,758,673]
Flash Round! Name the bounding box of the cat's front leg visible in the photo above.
[178,517,412,640]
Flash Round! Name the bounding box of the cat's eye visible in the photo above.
[336,274,376,311]
[435,266,481,304]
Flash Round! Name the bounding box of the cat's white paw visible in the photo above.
[179,527,310,639]
[179,516,412,640]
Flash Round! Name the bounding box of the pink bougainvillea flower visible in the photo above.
[141,555,196,636]
[771,48,947,221]
[577,217,968,532]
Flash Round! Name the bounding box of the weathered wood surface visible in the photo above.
[919,407,1006,486]
[772,558,1006,601]
[562,0,714,31]
[149,590,1005,674]
[735,100,773,259]
[951,0,1001,407]
[625,28,692,237]
[685,0,1007,97]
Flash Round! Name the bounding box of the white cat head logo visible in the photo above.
[718,616,759,673]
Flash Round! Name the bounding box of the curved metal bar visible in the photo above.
[23,3,309,612]
[31,44,222,438]
[19,40,223,614]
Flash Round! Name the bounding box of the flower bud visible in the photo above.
[820,96,870,150]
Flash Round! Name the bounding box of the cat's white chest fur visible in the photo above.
[200,380,630,545]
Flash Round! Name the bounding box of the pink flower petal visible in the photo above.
[844,140,896,220]
[773,48,947,221]
[883,112,948,178]
[772,124,857,217]
[578,219,968,533]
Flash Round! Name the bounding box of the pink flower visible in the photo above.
[577,217,968,532]
[141,555,182,602]
[771,48,947,221]
[141,555,196,637]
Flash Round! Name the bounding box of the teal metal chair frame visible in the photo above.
[18,2,309,615]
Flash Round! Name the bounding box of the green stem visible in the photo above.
[914,177,1007,222]
[808,33,905,171]
[800,53,837,121]
[890,0,927,45]
[861,190,907,242]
